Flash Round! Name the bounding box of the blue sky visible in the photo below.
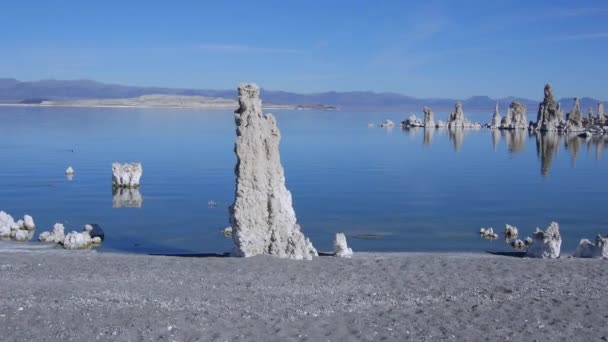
[1,0,607,99]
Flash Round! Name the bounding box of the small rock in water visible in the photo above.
[0,211,35,242]
[510,239,526,250]
[379,119,394,128]
[334,233,353,258]
[39,223,65,243]
[65,166,75,175]
[112,162,142,188]
[222,226,233,238]
[504,224,519,239]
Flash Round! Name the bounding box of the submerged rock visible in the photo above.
[526,222,561,258]
[229,83,317,260]
[334,233,353,258]
[112,162,142,188]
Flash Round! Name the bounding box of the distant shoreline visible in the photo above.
[0,102,336,111]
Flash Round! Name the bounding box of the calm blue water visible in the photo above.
[0,106,607,254]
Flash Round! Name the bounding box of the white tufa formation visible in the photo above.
[490,102,502,129]
[62,224,102,250]
[0,211,35,242]
[423,107,435,128]
[504,224,519,239]
[526,222,561,258]
[447,102,481,129]
[401,114,423,128]
[380,119,394,128]
[565,97,584,132]
[334,233,353,258]
[598,102,605,122]
[573,235,608,258]
[229,83,317,260]
[65,166,75,175]
[502,101,528,129]
[39,223,66,243]
[112,162,142,188]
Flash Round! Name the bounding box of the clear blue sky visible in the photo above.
[1,0,607,99]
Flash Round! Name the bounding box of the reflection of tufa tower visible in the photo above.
[535,131,560,176]
[448,127,463,151]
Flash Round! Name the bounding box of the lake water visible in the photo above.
[1,106,607,255]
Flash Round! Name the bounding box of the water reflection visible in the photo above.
[401,126,608,177]
[423,128,434,146]
[502,130,526,154]
[448,128,464,151]
[492,130,500,152]
[535,132,560,176]
[112,188,143,208]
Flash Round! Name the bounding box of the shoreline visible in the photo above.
[1,246,606,341]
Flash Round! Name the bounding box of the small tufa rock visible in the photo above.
[480,227,498,240]
[223,226,233,238]
[380,119,394,128]
[112,162,142,188]
[510,239,526,250]
[504,224,519,239]
[572,235,608,258]
[334,233,353,258]
[526,222,561,258]
[39,223,66,243]
[65,166,75,175]
[62,225,103,250]
[0,211,35,242]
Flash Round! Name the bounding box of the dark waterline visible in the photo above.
[0,106,606,254]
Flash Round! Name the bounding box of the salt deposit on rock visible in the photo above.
[490,102,502,129]
[334,233,353,258]
[39,223,66,243]
[65,166,75,175]
[112,162,142,188]
[526,222,561,258]
[535,84,564,131]
[0,211,35,242]
[565,97,584,132]
[112,188,143,208]
[228,83,317,260]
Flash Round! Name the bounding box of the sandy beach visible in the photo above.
[0,243,606,341]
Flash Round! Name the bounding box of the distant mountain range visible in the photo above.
[0,78,605,113]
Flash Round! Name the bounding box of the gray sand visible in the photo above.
[0,245,607,341]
